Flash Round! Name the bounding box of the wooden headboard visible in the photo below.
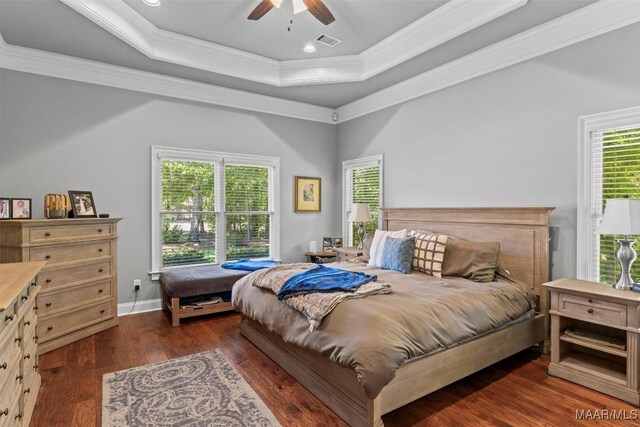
[381,207,554,298]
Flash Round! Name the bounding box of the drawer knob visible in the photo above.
[45,232,51,236]
[31,281,37,287]
[16,375,23,381]
[0,409,7,417]
[587,308,594,314]
[98,269,104,273]
[46,279,52,283]
[0,363,6,370]
[24,388,30,394]
[33,336,38,343]
[98,289,104,293]
[21,295,28,301]
[45,303,52,307]
[100,309,105,314]
[98,228,103,232]
[45,255,51,259]
[33,306,38,312]
[15,413,22,421]
[24,354,30,360]
[5,315,14,322]
[588,299,593,303]
[14,337,21,343]
[34,364,38,370]
[98,248,104,253]
[47,326,53,331]
[24,320,31,326]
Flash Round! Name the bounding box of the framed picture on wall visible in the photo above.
[68,191,97,218]
[295,176,321,212]
[0,197,11,219]
[10,198,31,219]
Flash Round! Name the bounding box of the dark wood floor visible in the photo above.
[32,311,638,426]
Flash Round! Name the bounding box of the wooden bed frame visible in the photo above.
[240,207,554,426]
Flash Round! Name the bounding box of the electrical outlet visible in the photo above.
[134,279,141,292]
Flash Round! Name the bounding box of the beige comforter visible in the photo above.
[232,262,535,399]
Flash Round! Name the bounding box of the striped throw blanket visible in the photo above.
[252,263,391,331]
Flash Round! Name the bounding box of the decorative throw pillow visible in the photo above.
[410,231,448,277]
[442,238,500,282]
[367,229,408,268]
[380,237,416,274]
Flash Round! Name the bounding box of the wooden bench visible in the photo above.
[159,265,251,326]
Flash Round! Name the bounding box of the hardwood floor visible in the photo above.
[32,311,638,426]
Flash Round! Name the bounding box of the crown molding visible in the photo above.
[336,0,640,123]
[59,0,526,87]
[0,40,336,124]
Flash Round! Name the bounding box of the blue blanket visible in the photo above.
[221,259,279,271]
[277,265,377,300]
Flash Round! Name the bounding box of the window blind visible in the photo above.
[590,126,640,283]
[343,156,382,247]
[224,164,272,260]
[160,160,217,267]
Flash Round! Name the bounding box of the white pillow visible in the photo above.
[367,229,408,267]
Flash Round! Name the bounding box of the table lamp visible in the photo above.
[598,198,640,290]
[348,203,372,250]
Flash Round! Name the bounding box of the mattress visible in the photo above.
[232,261,536,399]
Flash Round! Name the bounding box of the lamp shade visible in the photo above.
[348,203,372,222]
[598,199,640,235]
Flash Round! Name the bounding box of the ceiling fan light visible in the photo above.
[270,0,283,8]
[292,0,307,14]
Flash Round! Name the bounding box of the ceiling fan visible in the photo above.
[248,0,335,25]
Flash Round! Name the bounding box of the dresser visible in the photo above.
[0,262,46,426]
[0,218,121,354]
[545,278,640,405]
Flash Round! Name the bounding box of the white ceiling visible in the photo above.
[122,0,446,61]
[0,0,606,109]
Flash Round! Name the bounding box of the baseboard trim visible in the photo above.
[118,298,162,316]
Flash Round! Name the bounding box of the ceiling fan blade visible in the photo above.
[303,0,335,25]
[248,0,274,21]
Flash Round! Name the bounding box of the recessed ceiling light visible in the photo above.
[143,0,161,6]
[303,44,317,53]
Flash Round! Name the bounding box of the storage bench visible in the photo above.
[159,265,250,326]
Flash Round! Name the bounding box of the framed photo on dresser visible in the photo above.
[0,197,10,219]
[10,198,31,219]
[68,190,97,218]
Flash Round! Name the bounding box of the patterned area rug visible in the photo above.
[102,349,281,427]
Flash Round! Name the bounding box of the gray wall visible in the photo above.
[0,70,338,304]
[336,23,640,280]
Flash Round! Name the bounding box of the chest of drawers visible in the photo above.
[0,262,46,427]
[0,219,121,354]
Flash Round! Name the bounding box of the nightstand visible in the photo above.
[305,251,337,264]
[333,247,363,262]
[545,278,640,405]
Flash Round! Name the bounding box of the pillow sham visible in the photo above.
[441,238,500,282]
[367,229,407,267]
[380,237,416,274]
[409,230,448,277]
[362,234,374,262]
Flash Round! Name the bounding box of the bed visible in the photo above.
[234,207,553,427]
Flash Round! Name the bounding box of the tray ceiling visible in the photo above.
[0,0,621,112]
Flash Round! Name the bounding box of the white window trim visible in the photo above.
[576,105,640,281]
[150,146,280,280]
[342,154,384,246]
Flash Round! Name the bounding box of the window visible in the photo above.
[342,155,383,247]
[577,106,640,282]
[151,147,279,277]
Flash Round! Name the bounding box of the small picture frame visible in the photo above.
[333,237,343,248]
[10,198,31,219]
[0,197,11,219]
[295,176,321,213]
[68,191,97,218]
[322,236,333,250]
